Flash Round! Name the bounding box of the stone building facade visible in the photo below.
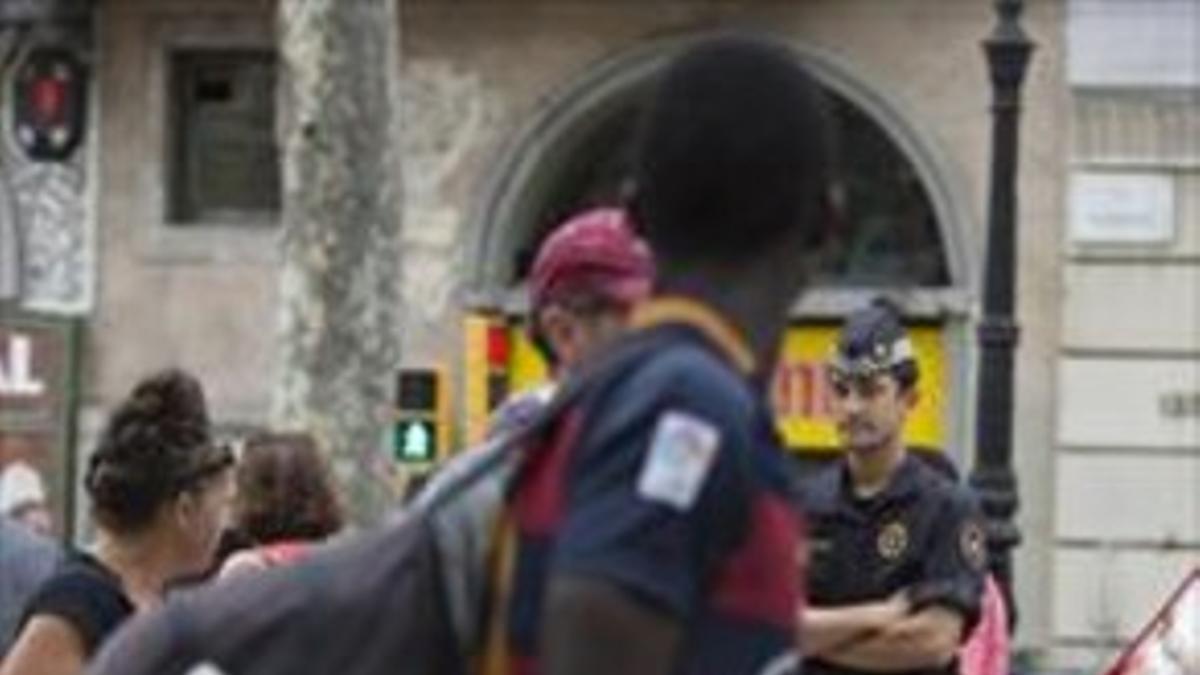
[1,0,1196,671]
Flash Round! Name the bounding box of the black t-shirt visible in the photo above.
[20,551,135,657]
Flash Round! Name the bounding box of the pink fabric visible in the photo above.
[218,541,313,580]
[960,575,1010,675]
[258,541,311,567]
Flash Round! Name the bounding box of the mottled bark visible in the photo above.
[274,0,403,521]
[0,31,18,302]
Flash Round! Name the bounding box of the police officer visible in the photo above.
[798,299,987,675]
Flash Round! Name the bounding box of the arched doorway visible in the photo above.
[463,35,976,457]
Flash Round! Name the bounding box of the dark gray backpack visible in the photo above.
[85,335,659,675]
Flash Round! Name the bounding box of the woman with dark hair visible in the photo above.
[219,432,343,577]
[0,369,234,675]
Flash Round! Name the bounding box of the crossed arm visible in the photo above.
[800,595,965,672]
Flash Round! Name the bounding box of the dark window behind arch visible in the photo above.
[511,89,950,288]
[168,49,280,225]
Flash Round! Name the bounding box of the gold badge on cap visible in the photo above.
[960,520,988,571]
[876,521,909,561]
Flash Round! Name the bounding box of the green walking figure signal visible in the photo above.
[392,369,449,466]
[394,419,436,463]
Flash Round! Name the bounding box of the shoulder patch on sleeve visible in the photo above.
[960,519,988,572]
[636,410,721,511]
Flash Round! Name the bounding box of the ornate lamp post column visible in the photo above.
[970,0,1034,628]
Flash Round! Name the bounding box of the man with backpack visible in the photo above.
[477,35,836,675]
[410,207,654,660]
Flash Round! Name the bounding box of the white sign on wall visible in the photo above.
[1070,172,1175,244]
[1069,0,1200,87]
[0,333,45,396]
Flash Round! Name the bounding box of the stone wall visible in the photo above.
[1050,2,1200,667]
[89,0,1069,656]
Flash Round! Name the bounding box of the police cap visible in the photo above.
[830,298,919,388]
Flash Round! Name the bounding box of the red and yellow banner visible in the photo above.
[771,325,946,451]
[464,314,948,453]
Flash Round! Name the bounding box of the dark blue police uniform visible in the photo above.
[799,453,986,675]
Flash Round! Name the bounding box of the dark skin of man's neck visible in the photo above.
[655,259,800,379]
[542,245,809,675]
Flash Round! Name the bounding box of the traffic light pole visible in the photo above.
[970,0,1034,629]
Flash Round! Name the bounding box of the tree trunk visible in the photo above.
[274,0,403,521]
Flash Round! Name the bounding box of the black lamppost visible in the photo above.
[970,0,1034,629]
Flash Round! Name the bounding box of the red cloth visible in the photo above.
[529,208,654,308]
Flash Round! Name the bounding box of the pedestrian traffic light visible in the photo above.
[393,368,449,465]
[13,46,88,162]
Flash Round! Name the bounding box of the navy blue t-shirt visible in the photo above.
[480,300,803,675]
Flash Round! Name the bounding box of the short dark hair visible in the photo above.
[631,35,834,266]
[85,369,232,533]
[233,432,343,544]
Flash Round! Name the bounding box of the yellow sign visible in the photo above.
[463,314,495,446]
[772,325,946,451]
[480,319,947,454]
[508,324,550,392]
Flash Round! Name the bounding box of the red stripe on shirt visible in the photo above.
[711,495,801,627]
[514,410,581,535]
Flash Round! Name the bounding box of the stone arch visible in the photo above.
[465,33,977,315]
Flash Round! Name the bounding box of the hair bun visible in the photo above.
[86,368,217,533]
[127,369,210,429]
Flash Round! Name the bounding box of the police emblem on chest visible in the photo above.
[876,520,909,561]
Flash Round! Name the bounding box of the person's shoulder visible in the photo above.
[581,340,756,461]
[13,551,134,657]
[23,553,131,647]
[908,458,980,514]
[619,336,754,413]
[642,335,744,381]
[31,553,121,603]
